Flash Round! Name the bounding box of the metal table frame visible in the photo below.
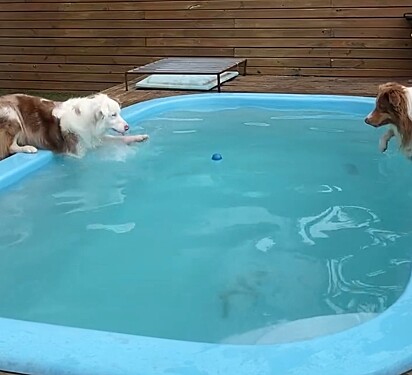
[124,57,247,92]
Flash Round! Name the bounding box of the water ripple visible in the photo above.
[244,122,270,127]
[325,256,400,314]
[152,117,203,122]
[173,130,197,134]
[53,185,126,214]
[298,205,379,246]
[363,228,404,249]
[0,228,31,249]
[86,222,135,234]
[309,127,344,133]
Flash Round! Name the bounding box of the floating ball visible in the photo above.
[211,153,223,161]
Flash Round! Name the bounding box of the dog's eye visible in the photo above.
[111,113,117,117]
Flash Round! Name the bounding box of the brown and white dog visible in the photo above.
[365,82,412,157]
[0,93,148,160]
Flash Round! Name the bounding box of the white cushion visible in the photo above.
[135,71,239,91]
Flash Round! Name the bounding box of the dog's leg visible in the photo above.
[9,134,38,155]
[122,134,149,144]
[104,134,149,145]
[379,129,394,153]
[0,128,14,160]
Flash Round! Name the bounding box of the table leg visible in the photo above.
[217,74,221,92]
[125,72,128,91]
[241,60,247,76]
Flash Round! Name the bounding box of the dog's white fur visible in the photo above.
[0,93,148,160]
[52,93,147,157]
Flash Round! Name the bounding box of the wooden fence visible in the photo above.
[0,0,411,92]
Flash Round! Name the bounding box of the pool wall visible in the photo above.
[0,151,52,191]
[1,93,412,375]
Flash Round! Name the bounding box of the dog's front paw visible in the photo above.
[22,145,38,154]
[379,141,388,153]
[134,134,149,142]
[127,134,149,143]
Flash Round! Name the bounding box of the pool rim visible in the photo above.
[1,92,412,375]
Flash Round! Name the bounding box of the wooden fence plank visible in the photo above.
[146,38,412,48]
[0,38,146,47]
[0,1,333,12]
[145,8,412,19]
[235,48,412,59]
[0,28,334,39]
[0,19,235,29]
[0,11,146,20]
[247,67,412,76]
[0,46,235,56]
[331,58,412,69]
[235,18,410,28]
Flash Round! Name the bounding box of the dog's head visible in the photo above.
[92,94,129,135]
[365,82,412,147]
[364,82,407,128]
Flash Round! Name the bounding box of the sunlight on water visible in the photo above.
[0,106,411,344]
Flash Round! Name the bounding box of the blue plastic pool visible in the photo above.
[1,93,412,375]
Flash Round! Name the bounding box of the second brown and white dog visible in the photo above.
[0,93,148,160]
[365,82,412,157]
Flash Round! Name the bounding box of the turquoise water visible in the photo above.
[0,106,411,344]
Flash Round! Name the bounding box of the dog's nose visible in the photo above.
[364,117,371,124]
[124,124,129,132]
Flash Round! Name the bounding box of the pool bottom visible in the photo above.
[1,93,412,375]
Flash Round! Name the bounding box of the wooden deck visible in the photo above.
[103,75,412,107]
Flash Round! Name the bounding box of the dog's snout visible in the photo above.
[364,117,371,125]
[124,124,129,132]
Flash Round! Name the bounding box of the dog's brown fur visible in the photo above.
[365,82,412,148]
[0,94,78,160]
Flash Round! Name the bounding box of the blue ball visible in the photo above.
[211,153,222,161]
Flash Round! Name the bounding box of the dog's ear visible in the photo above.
[94,105,108,122]
[94,110,104,122]
[378,82,404,110]
[387,89,402,108]
[378,83,403,109]
[73,105,81,116]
